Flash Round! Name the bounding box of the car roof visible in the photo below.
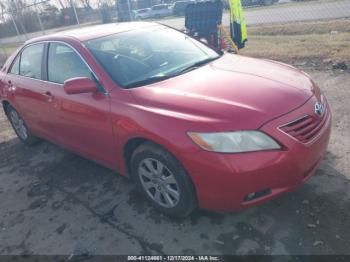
[26,22,161,44]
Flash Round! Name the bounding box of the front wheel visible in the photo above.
[130,142,197,217]
[6,105,40,146]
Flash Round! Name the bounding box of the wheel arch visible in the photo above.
[123,137,150,176]
[123,137,197,196]
[2,100,11,116]
[123,136,183,176]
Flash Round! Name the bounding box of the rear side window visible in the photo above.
[10,55,20,75]
[48,43,91,84]
[20,44,44,79]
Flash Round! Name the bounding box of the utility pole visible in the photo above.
[30,0,48,35]
[13,1,29,40]
[9,9,23,42]
[126,0,132,21]
[71,0,80,25]
[35,10,45,35]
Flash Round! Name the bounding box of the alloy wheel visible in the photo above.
[138,158,180,208]
[10,110,28,140]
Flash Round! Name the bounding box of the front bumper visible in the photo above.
[178,97,332,211]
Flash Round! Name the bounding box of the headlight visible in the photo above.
[188,131,281,153]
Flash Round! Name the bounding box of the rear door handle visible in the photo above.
[43,91,53,101]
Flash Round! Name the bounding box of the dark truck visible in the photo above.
[172,1,194,16]
[117,0,132,22]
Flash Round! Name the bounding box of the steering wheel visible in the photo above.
[114,54,151,70]
[114,54,152,83]
[142,53,154,63]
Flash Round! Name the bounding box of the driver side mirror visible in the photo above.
[63,77,98,95]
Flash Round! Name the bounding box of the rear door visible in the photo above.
[39,42,116,167]
[5,43,56,138]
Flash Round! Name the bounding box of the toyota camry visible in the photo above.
[0,22,331,217]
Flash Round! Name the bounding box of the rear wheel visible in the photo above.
[130,142,197,217]
[6,105,40,146]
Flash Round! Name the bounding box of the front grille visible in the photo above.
[279,107,328,143]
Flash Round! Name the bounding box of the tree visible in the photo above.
[97,0,115,7]
[56,0,67,9]
[79,0,93,12]
[0,2,5,21]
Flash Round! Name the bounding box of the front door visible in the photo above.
[40,42,116,167]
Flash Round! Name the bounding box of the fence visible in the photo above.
[0,0,350,63]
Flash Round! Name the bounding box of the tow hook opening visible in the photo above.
[244,188,272,202]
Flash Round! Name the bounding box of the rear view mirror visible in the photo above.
[63,77,97,95]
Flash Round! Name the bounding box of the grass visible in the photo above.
[240,19,350,64]
[1,45,19,54]
[247,19,350,35]
[0,45,20,65]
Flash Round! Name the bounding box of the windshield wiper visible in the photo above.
[124,57,220,88]
[175,56,220,75]
[124,75,172,88]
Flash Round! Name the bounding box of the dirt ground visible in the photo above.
[0,68,349,256]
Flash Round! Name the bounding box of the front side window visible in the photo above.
[48,43,91,84]
[20,44,44,79]
[85,26,220,88]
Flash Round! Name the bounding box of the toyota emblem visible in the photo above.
[314,102,325,117]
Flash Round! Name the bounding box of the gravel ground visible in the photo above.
[0,69,349,256]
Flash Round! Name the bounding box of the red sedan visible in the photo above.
[0,22,331,217]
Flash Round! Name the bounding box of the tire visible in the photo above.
[6,105,40,146]
[130,142,197,217]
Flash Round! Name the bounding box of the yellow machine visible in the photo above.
[218,24,239,53]
[184,0,246,53]
[228,0,247,49]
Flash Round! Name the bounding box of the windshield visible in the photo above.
[85,26,220,88]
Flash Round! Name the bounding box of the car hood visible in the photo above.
[130,54,317,131]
